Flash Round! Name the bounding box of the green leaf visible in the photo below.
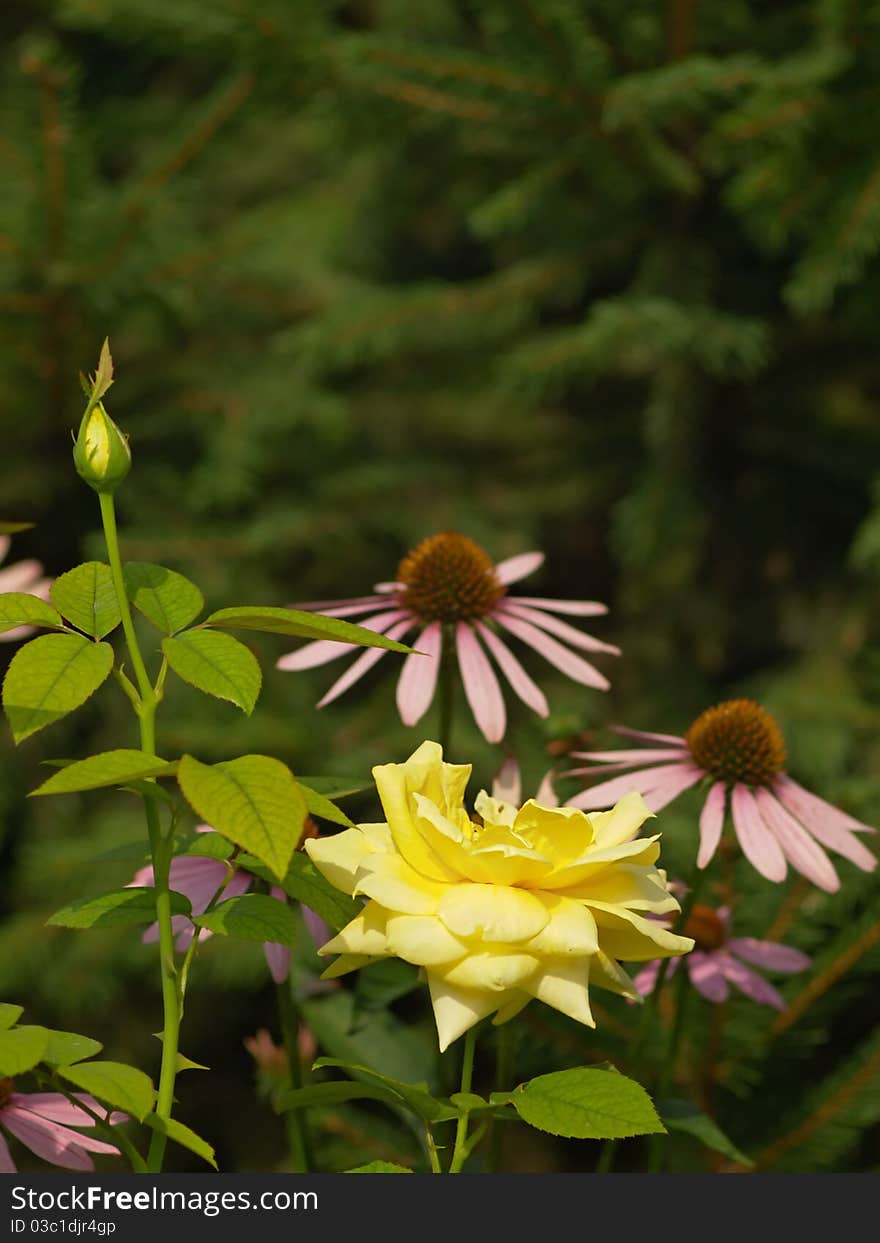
[275,852,361,931]
[204,605,415,654]
[660,1098,754,1167]
[58,1061,156,1122]
[176,832,234,862]
[47,887,191,929]
[354,958,420,1012]
[196,894,298,944]
[143,1114,217,1169]
[297,776,372,799]
[300,782,354,828]
[50,562,120,638]
[310,1058,457,1124]
[177,753,305,880]
[43,1030,103,1066]
[302,991,437,1090]
[346,1161,413,1173]
[162,630,261,715]
[511,1068,665,1140]
[277,1081,405,1113]
[0,1004,23,1030]
[0,1026,49,1076]
[123,561,204,634]
[30,749,178,797]
[0,593,64,634]
[0,521,34,535]
[3,633,114,743]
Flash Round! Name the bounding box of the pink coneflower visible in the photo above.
[633,904,809,1010]
[564,699,877,892]
[0,535,51,642]
[0,1082,123,1171]
[277,532,617,744]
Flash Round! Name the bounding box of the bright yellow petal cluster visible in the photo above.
[305,741,693,1050]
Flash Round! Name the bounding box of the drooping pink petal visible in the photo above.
[396,621,441,726]
[494,551,544,586]
[727,938,810,974]
[11,1094,119,1129]
[534,770,559,809]
[773,778,877,872]
[289,596,388,615]
[492,755,522,805]
[0,1130,15,1172]
[277,609,410,672]
[632,959,663,996]
[717,955,786,1010]
[5,1106,120,1157]
[497,603,621,656]
[730,784,787,882]
[754,788,840,893]
[494,611,609,690]
[1,1109,99,1170]
[697,781,727,869]
[373,581,403,594]
[456,622,506,743]
[262,886,291,984]
[570,748,690,764]
[0,560,45,594]
[476,621,548,717]
[512,596,608,617]
[560,762,656,779]
[566,762,700,810]
[302,906,331,948]
[687,953,730,1003]
[609,725,688,747]
[142,864,251,945]
[318,618,413,708]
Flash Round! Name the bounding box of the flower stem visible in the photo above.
[437,624,456,756]
[647,963,692,1172]
[448,1026,478,1173]
[426,1127,442,1173]
[487,1023,513,1172]
[276,978,311,1173]
[98,492,180,1174]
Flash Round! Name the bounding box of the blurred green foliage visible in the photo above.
[1,0,879,1171]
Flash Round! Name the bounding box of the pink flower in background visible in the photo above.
[633,904,809,1010]
[0,1083,124,1171]
[0,535,52,643]
[564,699,876,892]
[277,532,618,744]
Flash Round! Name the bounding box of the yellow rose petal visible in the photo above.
[354,854,447,915]
[542,835,662,891]
[320,954,377,979]
[373,746,461,882]
[591,903,695,961]
[385,914,468,966]
[438,883,549,942]
[590,950,640,1000]
[513,800,593,863]
[319,902,390,958]
[305,828,376,894]
[427,973,501,1052]
[440,950,539,993]
[525,894,599,956]
[527,958,594,1028]
[573,864,680,913]
[588,791,654,848]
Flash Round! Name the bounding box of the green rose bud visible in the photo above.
[73,402,131,494]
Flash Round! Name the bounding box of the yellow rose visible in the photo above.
[306,741,693,1050]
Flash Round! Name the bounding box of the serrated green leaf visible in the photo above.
[273,852,361,931]
[660,1098,754,1167]
[346,1161,413,1173]
[163,630,261,715]
[43,1030,103,1066]
[300,783,354,828]
[59,1061,156,1122]
[50,563,120,638]
[204,605,415,654]
[143,1114,217,1168]
[31,749,178,797]
[177,753,305,880]
[0,593,64,634]
[511,1068,665,1140]
[196,893,297,944]
[3,633,114,743]
[310,1058,457,1123]
[123,562,204,634]
[0,521,34,535]
[297,776,371,799]
[176,832,234,862]
[47,887,191,929]
[0,1004,23,1030]
[0,1026,49,1076]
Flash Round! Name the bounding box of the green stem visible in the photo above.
[596,1139,618,1174]
[437,624,456,756]
[277,979,311,1173]
[487,1023,513,1173]
[426,1127,442,1173]
[98,492,180,1174]
[448,1026,477,1174]
[648,963,692,1172]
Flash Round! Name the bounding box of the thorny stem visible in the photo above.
[448,1026,478,1173]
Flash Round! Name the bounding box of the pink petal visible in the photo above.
[498,603,621,656]
[264,942,290,983]
[535,770,559,808]
[456,622,506,743]
[0,535,9,562]
[495,551,544,586]
[475,621,548,717]
[570,748,690,764]
[277,609,410,672]
[566,762,700,810]
[754,788,840,893]
[697,781,727,869]
[492,755,522,805]
[6,1106,120,1156]
[687,953,730,1003]
[512,596,608,617]
[727,938,810,974]
[609,725,688,746]
[1,1109,101,1170]
[302,905,331,947]
[642,765,704,812]
[318,618,412,708]
[0,560,45,594]
[773,778,877,872]
[717,955,786,1010]
[373,581,403,593]
[633,960,662,996]
[396,621,441,726]
[0,1130,15,1172]
[730,784,787,882]
[289,596,388,614]
[494,611,609,690]
[11,1094,114,1128]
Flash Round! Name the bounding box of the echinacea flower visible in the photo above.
[277,532,618,743]
[633,904,809,1010]
[0,1081,123,1171]
[305,741,693,1051]
[0,535,51,643]
[564,700,877,892]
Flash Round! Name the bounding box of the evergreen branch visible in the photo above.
[358,42,571,102]
[769,920,880,1038]
[762,877,811,943]
[361,77,499,122]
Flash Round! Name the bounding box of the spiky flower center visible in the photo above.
[397,532,504,623]
[685,698,786,787]
[682,905,727,952]
[0,1077,14,1109]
